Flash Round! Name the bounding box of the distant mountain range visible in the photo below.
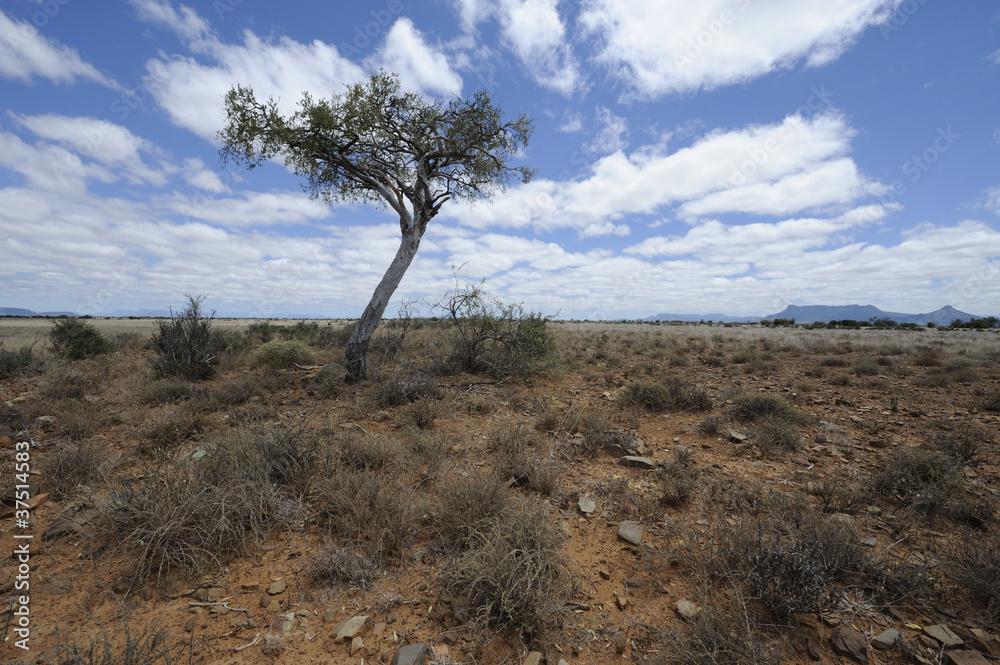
[0,307,77,317]
[644,304,987,325]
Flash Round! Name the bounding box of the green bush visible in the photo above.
[150,295,223,380]
[0,341,44,379]
[619,377,712,412]
[436,279,553,378]
[247,340,316,369]
[49,318,112,360]
[729,391,800,423]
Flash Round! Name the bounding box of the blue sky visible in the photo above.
[1,0,998,319]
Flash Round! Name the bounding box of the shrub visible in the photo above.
[932,424,993,468]
[150,295,223,380]
[141,413,210,456]
[665,595,778,665]
[309,540,382,589]
[870,447,961,513]
[435,473,512,552]
[750,415,801,456]
[317,469,418,557]
[137,377,195,405]
[41,440,116,499]
[729,392,800,423]
[950,531,1000,625]
[436,279,553,378]
[619,377,711,412]
[0,341,44,379]
[851,357,882,376]
[438,498,573,637]
[52,605,198,665]
[365,369,442,409]
[395,396,443,429]
[657,446,699,506]
[247,339,316,368]
[49,318,112,360]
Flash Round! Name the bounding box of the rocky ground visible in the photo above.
[1,319,999,665]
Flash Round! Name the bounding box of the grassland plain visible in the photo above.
[1,316,999,665]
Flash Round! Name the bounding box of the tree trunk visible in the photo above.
[343,230,422,380]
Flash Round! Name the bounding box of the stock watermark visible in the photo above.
[5,0,72,48]
[337,1,404,58]
[880,0,928,39]
[674,0,751,69]
[7,435,36,650]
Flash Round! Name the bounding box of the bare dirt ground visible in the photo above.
[1,318,999,665]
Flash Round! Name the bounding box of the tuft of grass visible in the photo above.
[395,396,443,429]
[657,446,699,506]
[41,439,117,500]
[316,469,418,558]
[309,540,382,589]
[750,415,801,456]
[870,447,961,513]
[247,339,316,369]
[950,531,1000,626]
[619,377,711,412]
[851,357,882,376]
[435,473,512,552]
[438,497,573,638]
[0,341,45,379]
[137,377,195,405]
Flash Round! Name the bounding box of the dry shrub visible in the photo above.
[438,497,573,639]
[619,377,711,412]
[749,415,801,456]
[141,413,210,456]
[308,540,382,590]
[728,391,801,424]
[0,341,45,379]
[665,592,779,665]
[137,377,195,405]
[435,473,512,552]
[870,447,961,513]
[247,339,315,369]
[333,431,405,472]
[657,446,699,506]
[41,440,117,500]
[316,469,418,557]
[949,531,1000,627]
[150,295,224,381]
[395,396,443,429]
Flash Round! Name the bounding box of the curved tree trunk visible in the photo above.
[343,230,422,380]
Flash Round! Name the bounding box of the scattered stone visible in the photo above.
[619,456,655,469]
[259,594,278,610]
[0,402,26,429]
[36,415,57,425]
[618,521,643,545]
[184,616,196,632]
[861,537,878,548]
[558,660,570,665]
[827,512,856,531]
[944,652,991,665]
[323,608,338,623]
[390,643,431,665]
[372,622,387,637]
[969,629,998,657]
[267,577,287,595]
[822,615,842,627]
[351,636,365,655]
[523,652,543,665]
[920,635,941,649]
[334,615,372,641]
[230,616,254,629]
[924,624,964,648]
[43,503,95,543]
[192,586,223,602]
[807,643,823,661]
[831,625,869,664]
[675,599,701,620]
[578,496,596,514]
[598,568,611,580]
[729,430,747,442]
[241,581,259,591]
[617,595,628,610]
[623,576,647,588]
[964,467,978,479]
[872,629,901,650]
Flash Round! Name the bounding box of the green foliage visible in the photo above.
[0,341,44,379]
[247,340,316,368]
[729,391,800,423]
[150,295,223,381]
[49,318,112,360]
[436,279,553,377]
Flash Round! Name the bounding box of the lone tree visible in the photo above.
[218,72,534,380]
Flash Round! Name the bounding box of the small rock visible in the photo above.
[323,608,338,623]
[523,652,543,665]
[623,576,647,588]
[831,625,869,664]
[335,615,372,641]
[675,599,701,620]
[945,651,991,665]
[617,595,628,610]
[267,577,287,595]
[872,628,901,650]
[919,635,940,649]
[827,512,856,531]
[192,587,223,602]
[184,616,197,632]
[618,521,643,545]
[241,581,260,590]
[372,622,387,636]
[316,362,348,381]
[351,636,365,655]
[558,660,570,665]
[390,643,431,665]
[36,415,57,425]
[598,568,611,580]
[861,537,877,547]
[578,496,596,514]
[807,643,823,661]
[619,455,655,469]
[729,430,747,442]
[924,625,963,648]
[230,616,254,629]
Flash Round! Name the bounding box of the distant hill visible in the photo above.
[0,307,39,317]
[644,304,987,325]
[763,304,983,325]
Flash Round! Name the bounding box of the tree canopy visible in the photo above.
[218,71,534,379]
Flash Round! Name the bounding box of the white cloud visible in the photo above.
[579,0,901,97]
[0,132,116,194]
[366,18,463,97]
[557,111,583,133]
[182,158,230,193]
[982,185,1000,215]
[164,190,334,227]
[585,106,628,154]
[442,112,882,235]
[12,114,167,186]
[497,0,582,95]
[128,0,212,50]
[0,10,117,87]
